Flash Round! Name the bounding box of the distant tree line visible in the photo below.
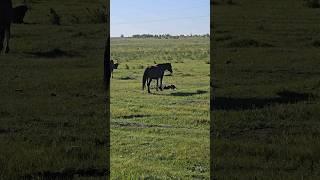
[123,33,210,39]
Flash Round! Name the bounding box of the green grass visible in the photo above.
[111,37,210,178]
[0,0,108,179]
[212,0,320,179]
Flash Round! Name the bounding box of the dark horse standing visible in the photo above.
[12,4,29,24]
[0,0,13,54]
[142,63,173,93]
[110,59,119,78]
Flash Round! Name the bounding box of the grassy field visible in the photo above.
[212,0,320,179]
[110,37,210,178]
[0,0,109,179]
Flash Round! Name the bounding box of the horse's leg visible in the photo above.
[145,78,149,92]
[4,25,10,53]
[156,79,159,91]
[160,76,163,91]
[147,79,152,93]
[0,28,4,53]
[146,79,150,93]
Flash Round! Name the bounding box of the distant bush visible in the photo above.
[49,8,61,25]
[131,33,209,39]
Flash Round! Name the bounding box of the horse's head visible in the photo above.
[111,59,120,69]
[21,4,29,12]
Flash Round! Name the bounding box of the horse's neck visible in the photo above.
[157,64,167,71]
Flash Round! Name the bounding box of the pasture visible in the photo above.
[0,0,108,179]
[213,0,320,179]
[110,37,210,178]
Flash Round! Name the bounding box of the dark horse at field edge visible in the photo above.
[0,0,13,54]
[110,59,119,78]
[142,63,173,93]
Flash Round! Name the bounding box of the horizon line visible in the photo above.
[110,33,210,38]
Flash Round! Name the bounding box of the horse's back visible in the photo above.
[145,65,163,78]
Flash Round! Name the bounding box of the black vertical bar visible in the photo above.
[104,3,110,92]
[103,0,110,178]
[210,0,214,179]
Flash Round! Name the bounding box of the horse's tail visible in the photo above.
[142,68,148,90]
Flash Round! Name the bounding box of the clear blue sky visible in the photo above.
[111,0,210,37]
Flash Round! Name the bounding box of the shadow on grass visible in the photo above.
[24,48,79,58]
[0,128,19,134]
[212,90,316,111]
[112,121,173,129]
[22,167,108,179]
[22,22,40,25]
[117,76,135,80]
[118,114,151,119]
[170,90,208,96]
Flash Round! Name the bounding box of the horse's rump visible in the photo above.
[144,65,164,79]
[13,5,28,24]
